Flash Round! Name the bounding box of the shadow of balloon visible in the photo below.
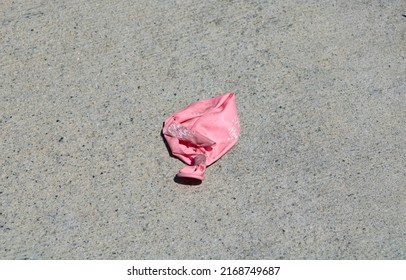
[173,176,202,186]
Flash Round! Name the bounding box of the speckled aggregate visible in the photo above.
[1,0,405,259]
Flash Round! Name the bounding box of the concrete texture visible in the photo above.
[1,0,405,259]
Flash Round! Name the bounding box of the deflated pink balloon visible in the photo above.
[163,92,240,181]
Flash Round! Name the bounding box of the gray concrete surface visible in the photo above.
[1,0,405,259]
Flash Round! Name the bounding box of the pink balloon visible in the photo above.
[163,92,240,181]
